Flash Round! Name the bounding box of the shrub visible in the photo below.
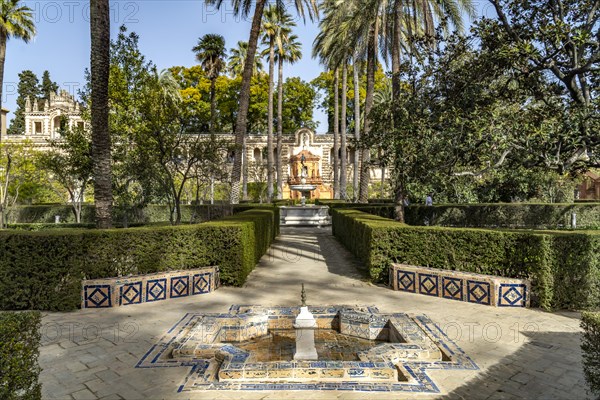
[0,311,41,400]
[405,203,600,229]
[0,208,278,311]
[582,312,600,398]
[332,209,600,310]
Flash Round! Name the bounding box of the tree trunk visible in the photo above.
[333,68,340,199]
[210,77,217,132]
[90,0,113,228]
[340,61,348,200]
[359,20,379,203]
[276,56,284,200]
[242,133,248,199]
[267,39,275,202]
[0,33,6,112]
[394,180,405,223]
[353,57,361,202]
[391,0,402,101]
[229,0,267,204]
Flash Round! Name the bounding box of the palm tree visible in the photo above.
[275,34,302,199]
[90,0,112,228]
[192,34,226,133]
[261,5,294,202]
[228,41,263,76]
[0,0,35,111]
[205,0,318,204]
[314,0,367,200]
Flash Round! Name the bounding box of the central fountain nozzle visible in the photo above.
[293,284,318,361]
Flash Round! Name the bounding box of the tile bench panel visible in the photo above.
[389,264,530,308]
[82,267,219,309]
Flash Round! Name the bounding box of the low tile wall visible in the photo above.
[390,264,530,308]
[82,267,220,309]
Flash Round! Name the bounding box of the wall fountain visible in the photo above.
[280,149,331,226]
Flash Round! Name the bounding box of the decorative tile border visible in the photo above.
[82,267,219,309]
[390,264,530,308]
[135,305,478,393]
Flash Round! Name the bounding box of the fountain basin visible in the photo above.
[279,205,331,226]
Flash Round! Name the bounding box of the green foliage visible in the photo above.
[405,203,600,230]
[36,125,93,223]
[332,209,600,310]
[7,70,39,136]
[0,208,278,311]
[39,71,58,101]
[582,312,600,398]
[0,142,43,228]
[0,311,42,400]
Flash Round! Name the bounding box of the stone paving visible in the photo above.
[39,227,589,399]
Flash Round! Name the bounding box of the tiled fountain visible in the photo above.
[136,304,477,393]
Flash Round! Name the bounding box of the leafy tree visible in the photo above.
[485,0,600,171]
[282,77,317,133]
[0,0,35,111]
[7,69,39,135]
[39,70,58,102]
[108,25,156,220]
[192,34,227,132]
[0,141,37,228]
[37,124,93,223]
[135,70,229,224]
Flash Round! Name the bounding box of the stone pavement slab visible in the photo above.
[38,227,588,399]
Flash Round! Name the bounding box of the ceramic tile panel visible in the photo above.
[82,267,219,309]
[390,264,530,308]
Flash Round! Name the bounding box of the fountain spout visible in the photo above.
[293,284,318,361]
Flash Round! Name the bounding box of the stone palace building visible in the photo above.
[1,89,386,201]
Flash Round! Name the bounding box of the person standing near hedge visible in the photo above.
[426,193,433,206]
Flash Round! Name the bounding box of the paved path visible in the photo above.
[39,227,588,399]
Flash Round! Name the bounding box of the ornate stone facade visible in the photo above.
[1,89,86,145]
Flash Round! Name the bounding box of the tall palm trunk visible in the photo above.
[391,0,405,220]
[0,33,6,112]
[391,0,402,101]
[209,77,217,132]
[333,68,340,199]
[242,133,248,199]
[266,38,275,201]
[353,57,361,201]
[230,0,267,204]
[276,56,284,200]
[359,19,379,203]
[340,61,348,200]
[90,0,113,228]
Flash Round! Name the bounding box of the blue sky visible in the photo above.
[7,1,495,132]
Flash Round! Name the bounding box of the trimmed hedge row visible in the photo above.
[332,209,600,310]
[582,312,600,398]
[0,208,278,311]
[5,204,240,225]
[316,202,600,229]
[0,311,41,400]
[405,203,600,229]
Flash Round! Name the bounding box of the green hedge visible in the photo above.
[332,209,600,310]
[405,203,600,229]
[0,208,278,311]
[5,204,242,225]
[0,311,41,400]
[582,312,600,398]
